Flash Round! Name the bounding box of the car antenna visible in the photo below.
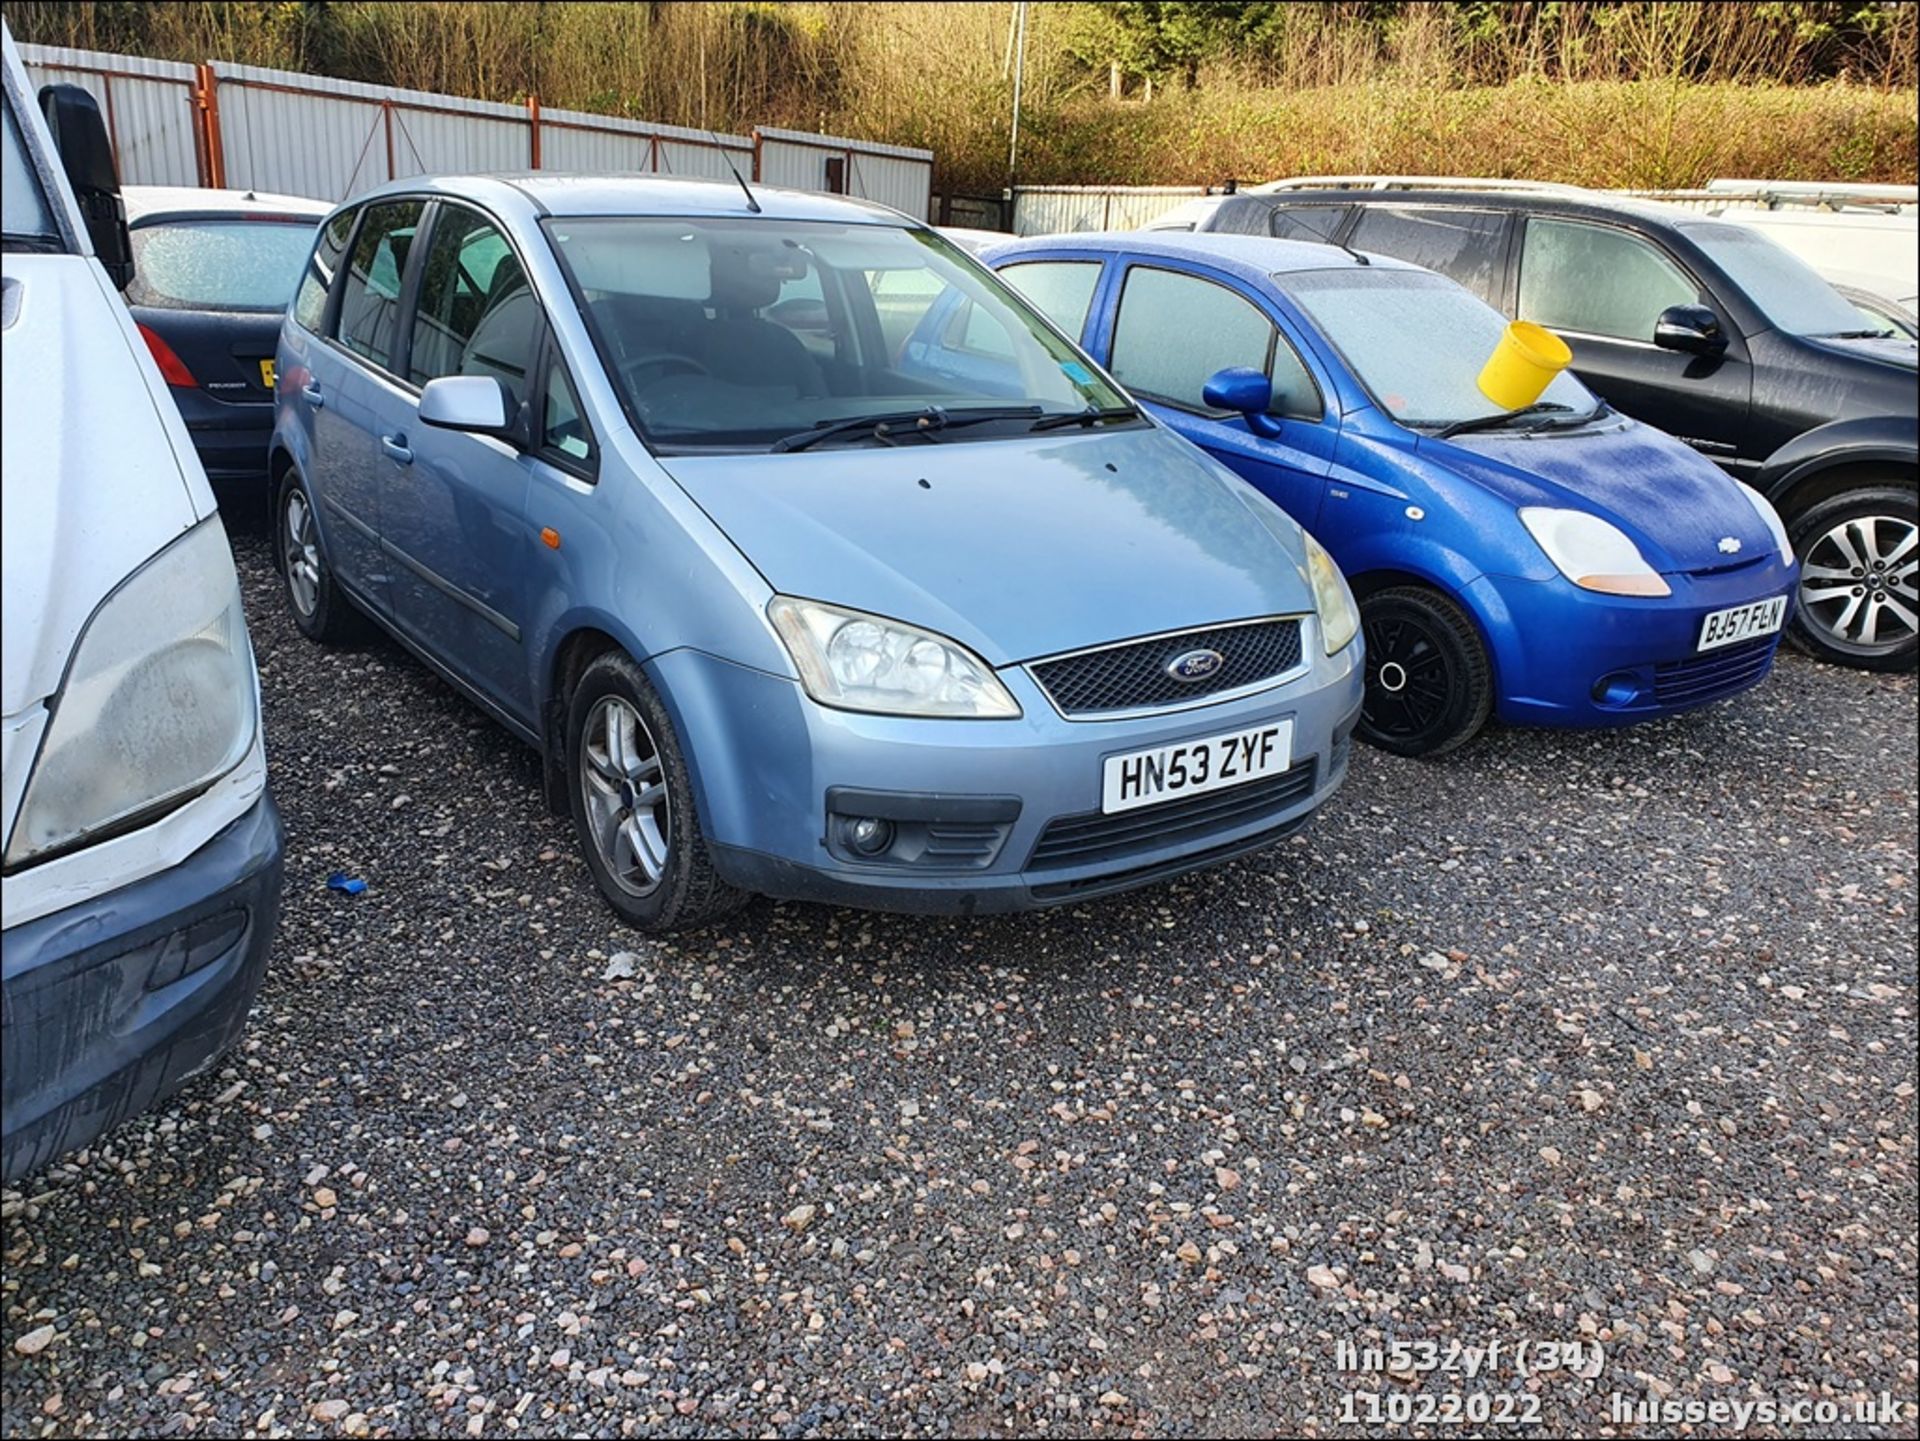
[709,129,761,214]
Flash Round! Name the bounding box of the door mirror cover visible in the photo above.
[419,375,517,436]
[37,84,133,290]
[1202,366,1284,438]
[1653,303,1729,356]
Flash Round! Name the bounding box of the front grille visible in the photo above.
[1652,636,1778,706]
[1030,619,1303,717]
[1029,760,1318,871]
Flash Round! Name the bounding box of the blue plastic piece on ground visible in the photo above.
[325,871,368,895]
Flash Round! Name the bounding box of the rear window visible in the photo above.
[1347,207,1512,301]
[127,218,321,312]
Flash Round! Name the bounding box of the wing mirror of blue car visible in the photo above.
[419,375,522,439]
[1202,366,1285,438]
[1653,304,1729,357]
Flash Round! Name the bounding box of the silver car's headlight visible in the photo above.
[1737,482,1795,566]
[1304,532,1360,654]
[5,519,259,868]
[1519,507,1672,597]
[768,597,1021,718]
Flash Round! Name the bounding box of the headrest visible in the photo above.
[707,239,808,313]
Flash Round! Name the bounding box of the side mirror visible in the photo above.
[419,375,518,437]
[1653,303,1728,357]
[37,85,133,290]
[1201,366,1284,438]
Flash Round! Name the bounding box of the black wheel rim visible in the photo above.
[1361,611,1454,742]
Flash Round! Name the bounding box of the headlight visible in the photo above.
[6,519,258,869]
[1519,507,1672,597]
[1304,532,1360,654]
[1737,482,1795,566]
[768,597,1021,718]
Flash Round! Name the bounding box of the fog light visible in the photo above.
[1592,672,1644,707]
[847,816,895,856]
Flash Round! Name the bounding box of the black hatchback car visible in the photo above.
[1157,187,1919,671]
[125,186,329,485]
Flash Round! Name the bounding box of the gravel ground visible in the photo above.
[4,527,1915,1439]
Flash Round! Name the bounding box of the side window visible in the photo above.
[410,205,537,402]
[1109,266,1276,416]
[540,360,595,469]
[942,299,1015,359]
[866,267,944,355]
[1346,207,1512,301]
[294,208,355,333]
[998,260,1100,341]
[1518,218,1699,342]
[333,199,423,373]
[1267,332,1321,421]
[764,264,840,360]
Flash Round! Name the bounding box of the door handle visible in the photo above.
[381,433,413,465]
[300,383,325,408]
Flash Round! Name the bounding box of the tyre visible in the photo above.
[1785,485,1918,672]
[565,651,747,932]
[275,469,369,645]
[1356,586,1494,757]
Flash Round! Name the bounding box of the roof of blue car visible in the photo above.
[346,172,912,225]
[984,230,1423,286]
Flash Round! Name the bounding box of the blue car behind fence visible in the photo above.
[982,233,1800,756]
[271,177,1364,930]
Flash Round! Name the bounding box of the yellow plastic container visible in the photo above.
[1476,320,1573,410]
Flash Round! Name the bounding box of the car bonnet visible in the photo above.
[1419,418,1777,574]
[660,427,1319,666]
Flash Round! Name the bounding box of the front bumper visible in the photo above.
[169,385,273,481]
[1,792,283,1182]
[1465,558,1798,728]
[651,638,1364,915]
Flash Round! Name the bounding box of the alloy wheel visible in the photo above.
[1798,514,1919,655]
[284,489,322,618]
[579,695,672,897]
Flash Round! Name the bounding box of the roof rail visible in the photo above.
[1245,174,1588,196]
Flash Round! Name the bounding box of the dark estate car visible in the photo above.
[1157,188,1919,671]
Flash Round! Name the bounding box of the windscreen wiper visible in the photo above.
[1029,404,1142,432]
[1810,328,1897,340]
[1519,400,1612,433]
[1433,401,1573,440]
[770,405,1042,453]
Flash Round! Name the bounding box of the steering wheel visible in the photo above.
[618,352,709,390]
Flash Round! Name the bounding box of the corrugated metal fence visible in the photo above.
[19,44,932,217]
[1012,185,1210,235]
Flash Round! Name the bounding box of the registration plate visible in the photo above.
[1698,595,1787,652]
[1101,720,1293,815]
[259,358,276,389]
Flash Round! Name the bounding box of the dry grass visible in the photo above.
[9,1,1916,194]
[1024,79,1919,192]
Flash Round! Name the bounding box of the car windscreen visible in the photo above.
[545,216,1130,451]
[126,217,321,312]
[2,91,60,250]
[1678,220,1880,338]
[1284,267,1595,426]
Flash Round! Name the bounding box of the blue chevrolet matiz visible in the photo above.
[270,178,1364,930]
[983,234,1800,756]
